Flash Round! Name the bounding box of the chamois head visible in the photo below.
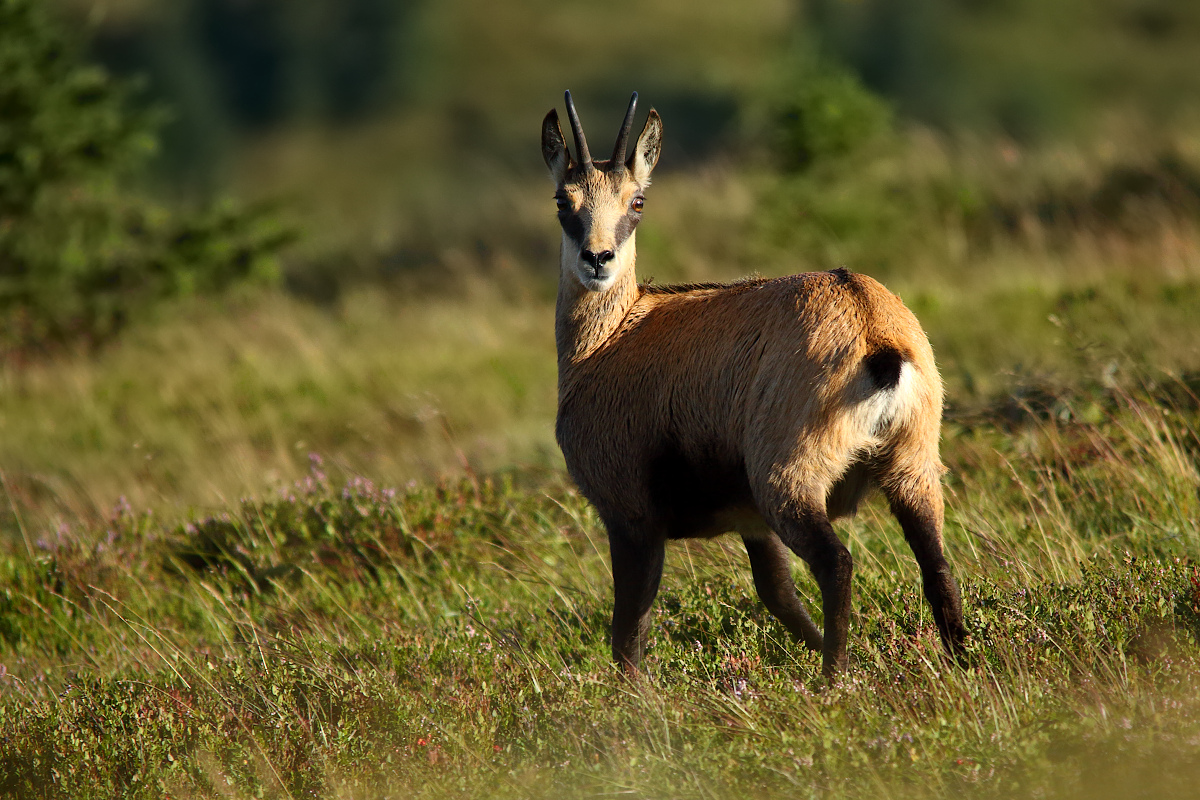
[542,91,663,292]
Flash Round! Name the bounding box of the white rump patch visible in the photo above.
[851,360,916,440]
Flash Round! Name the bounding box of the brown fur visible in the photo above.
[542,94,966,679]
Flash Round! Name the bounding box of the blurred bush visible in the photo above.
[769,51,892,172]
[0,0,292,357]
[29,0,1200,304]
[80,0,428,186]
[805,0,1200,140]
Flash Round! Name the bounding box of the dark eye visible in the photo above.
[555,196,570,213]
[631,197,644,213]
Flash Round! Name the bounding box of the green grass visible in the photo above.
[5,132,1200,529]
[4,263,1198,536]
[4,116,1200,797]
[5,2,1200,794]
[1,388,1198,797]
[0,284,560,527]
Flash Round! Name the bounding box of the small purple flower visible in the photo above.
[110,495,133,521]
[308,453,327,483]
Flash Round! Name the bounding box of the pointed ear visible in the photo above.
[627,109,662,184]
[542,109,572,183]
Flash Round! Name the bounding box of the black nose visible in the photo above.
[580,249,615,270]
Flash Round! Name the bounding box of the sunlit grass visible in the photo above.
[4,215,1199,532]
[0,283,559,527]
[1,390,1198,798]
[4,93,1200,798]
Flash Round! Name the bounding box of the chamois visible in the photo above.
[542,91,966,679]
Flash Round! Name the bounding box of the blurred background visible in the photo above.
[3,0,1200,526]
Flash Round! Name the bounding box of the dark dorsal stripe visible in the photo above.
[641,276,769,295]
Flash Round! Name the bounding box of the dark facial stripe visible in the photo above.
[613,209,641,249]
[559,208,587,246]
[559,207,640,249]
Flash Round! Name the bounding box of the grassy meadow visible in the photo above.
[4,1,1200,795]
[3,119,1200,797]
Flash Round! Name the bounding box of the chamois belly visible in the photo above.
[646,440,762,540]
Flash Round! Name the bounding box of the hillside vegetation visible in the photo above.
[2,1,1200,797]
[4,123,1200,795]
[1,388,1199,797]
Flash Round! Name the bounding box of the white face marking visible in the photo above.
[559,171,642,293]
[578,272,616,292]
[565,231,635,292]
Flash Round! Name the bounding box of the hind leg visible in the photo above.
[875,457,966,658]
[753,499,854,679]
[744,534,823,652]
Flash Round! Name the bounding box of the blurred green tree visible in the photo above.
[0,0,157,220]
[769,50,893,172]
[0,0,291,357]
[84,0,427,185]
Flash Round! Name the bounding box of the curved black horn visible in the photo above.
[564,90,593,171]
[612,92,638,167]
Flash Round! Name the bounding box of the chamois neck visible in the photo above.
[555,244,640,369]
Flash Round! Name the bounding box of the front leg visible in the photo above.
[607,525,666,672]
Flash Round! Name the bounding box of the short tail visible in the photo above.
[863,346,906,390]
